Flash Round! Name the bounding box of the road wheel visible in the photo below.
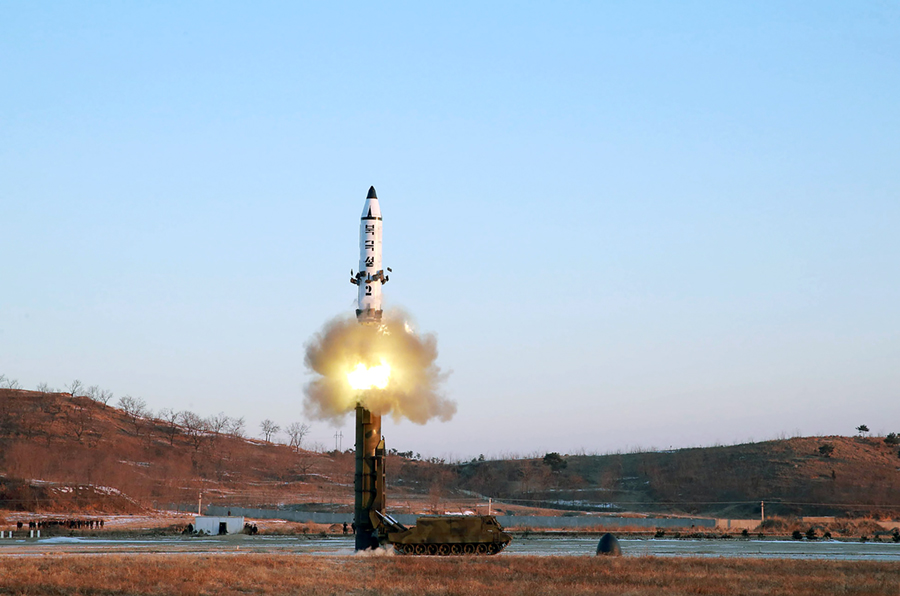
[438,544,450,556]
[463,544,475,555]
[413,544,426,555]
[426,544,438,556]
[475,544,488,555]
[450,544,461,555]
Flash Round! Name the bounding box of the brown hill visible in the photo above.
[453,437,900,518]
[1,388,898,519]
[0,388,352,511]
[0,388,465,516]
[0,477,141,514]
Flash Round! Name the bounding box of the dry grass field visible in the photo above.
[0,554,896,596]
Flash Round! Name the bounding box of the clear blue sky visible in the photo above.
[2,2,898,458]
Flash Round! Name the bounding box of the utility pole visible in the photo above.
[761,501,765,523]
[334,430,343,452]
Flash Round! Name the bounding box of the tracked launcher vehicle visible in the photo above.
[375,511,512,555]
[354,406,512,555]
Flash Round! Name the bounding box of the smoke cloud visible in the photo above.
[303,310,456,424]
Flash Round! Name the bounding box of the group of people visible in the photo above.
[15,518,105,531]
[180,522,259,535]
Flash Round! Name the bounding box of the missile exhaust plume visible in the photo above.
[303,309,456,424]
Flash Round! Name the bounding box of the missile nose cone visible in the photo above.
[367,186,377,199]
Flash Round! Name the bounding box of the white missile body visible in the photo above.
[351,186,389,324]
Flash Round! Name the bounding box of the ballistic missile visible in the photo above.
[350,186,390,325]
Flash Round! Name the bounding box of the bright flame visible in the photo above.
[347,360,392,390]
[303,310,456,424]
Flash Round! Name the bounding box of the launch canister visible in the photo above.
[351,186,389,324]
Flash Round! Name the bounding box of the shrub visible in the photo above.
[884,433,900,445]
[542,452,567,472]
[741,529,749,538]
[792,530,803,540]
[761,518,789,532]
[805,527,817,540]
[818,443,835,457]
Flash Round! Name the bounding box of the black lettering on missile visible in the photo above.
[365,240,374,250]
[365,256,374,267]
[365,285,372,296]
[365,224,375,235]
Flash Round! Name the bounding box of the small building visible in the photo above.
[194,516,245,535]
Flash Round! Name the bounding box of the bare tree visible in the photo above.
[85,385,114,405]
[100,389,114,405]
[260,419,280,443]
[209,412,230,436]
[205,412,231,448]
[0,374,21,389]
[66,379,85,397]
[33,382,60,417]
[518,460,552,496]
[0,375,20,389]
[158,407,181,445]
[66,397,95,442]
[285,422,311,452]
[295,449,315,479]
[179,411,209,451]
[118,395,149,435]
[227,416,246,439]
